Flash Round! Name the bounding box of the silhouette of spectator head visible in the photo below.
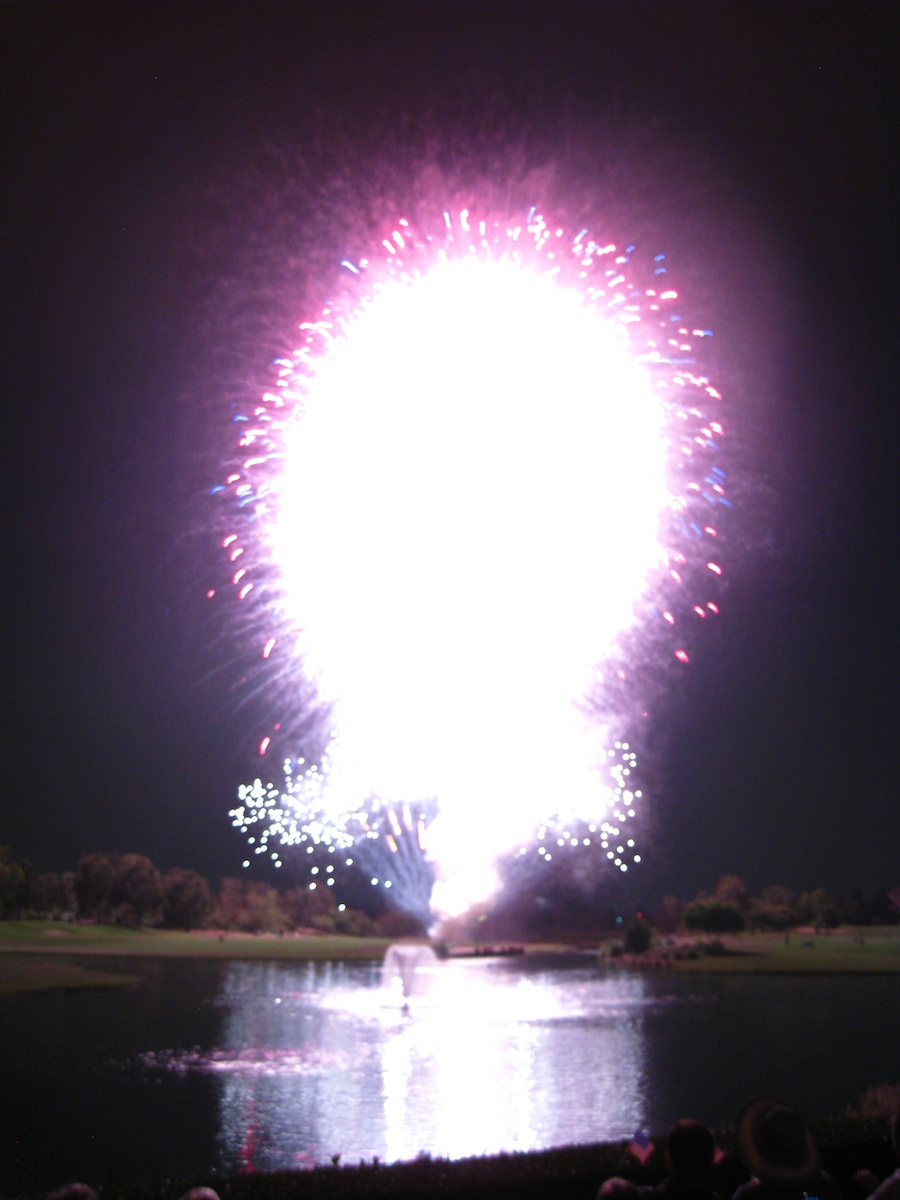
[177,1190,221,1200]
[666,1119,716,1178]
[736,1099,818,1183]
[48,1187,98,1200]
[856,1102,900,1198]
[598,1177,641,1200]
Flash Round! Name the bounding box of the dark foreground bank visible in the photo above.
[22,1119,897,1200]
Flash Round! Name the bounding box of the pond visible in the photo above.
[2,952,897,1194]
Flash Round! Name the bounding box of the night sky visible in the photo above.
[2,1,897,907]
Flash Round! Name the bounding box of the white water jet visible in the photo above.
[382,943,439,1009]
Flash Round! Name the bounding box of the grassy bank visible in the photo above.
[0,923,394,992]
[17,1117,896,1200]
[1,922,899,986]
[666,927,900,973]
[0,956,141,995]
[0,920,394,962]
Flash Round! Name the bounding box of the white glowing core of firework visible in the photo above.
[275,256,668,912]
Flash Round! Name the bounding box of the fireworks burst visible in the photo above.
[229,753,437,929]
[216,204,728,921]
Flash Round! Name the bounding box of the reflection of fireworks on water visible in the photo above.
[217,205,728,919]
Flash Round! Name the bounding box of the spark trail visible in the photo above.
[218,206,728,919]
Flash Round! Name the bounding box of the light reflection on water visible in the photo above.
[151,957,664,1172]
[7,958,897,1191]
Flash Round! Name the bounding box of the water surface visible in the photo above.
[1,953,896,1193]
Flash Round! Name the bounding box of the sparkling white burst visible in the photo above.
[219,207,727,916]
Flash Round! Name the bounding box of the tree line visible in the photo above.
[653,874,900,935]
[2,847,897,938]
[0,846,424,937]
[470,857,900,941]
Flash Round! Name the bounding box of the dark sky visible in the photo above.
[2,1,897,906]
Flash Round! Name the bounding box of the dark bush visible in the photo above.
[624,915,652,954]
[701,939,728,956]
[683,899,746,933]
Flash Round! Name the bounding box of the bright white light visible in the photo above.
[272,254,669,911]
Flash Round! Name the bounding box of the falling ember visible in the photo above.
[218,205,729,919]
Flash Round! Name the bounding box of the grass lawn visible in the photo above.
[0,920,395,961]
[2,921,899,977]
[668,926,900,972]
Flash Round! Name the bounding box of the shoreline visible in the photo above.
[1,923,898,996]
[7,1121,896,1200]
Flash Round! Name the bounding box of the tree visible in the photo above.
[799,888,839,932]
[334,907,377,937]
[161,868,212,930]
[624,914,652,953]
[376,908,428,939]
[74,852,118,920]
[762,884,797,909]
[750,901,797,931]
[713,875,751,911]
[216,878,246,930]
[652,895,684,934]
[683,899,746,933]
[239,882,285,933]
[750,885,799,931]
[213,878,286,933]
[37,871,77,916]
[834,888,870,927]
[279,884,338,930]
[17,859,41,913]
[109,854,163,927]
[871,887,900,925]
[0,847,26,918]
